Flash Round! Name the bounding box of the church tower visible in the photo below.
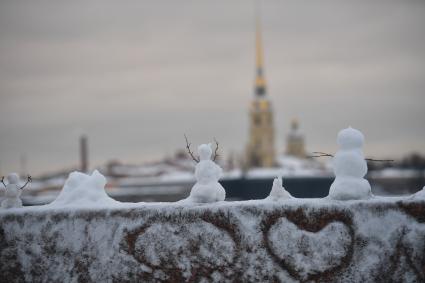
[245,17,276,168]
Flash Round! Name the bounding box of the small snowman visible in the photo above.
[1,173,31,209]
[266,176,293,201]
[187,143,226,203]
[328,127,372,200]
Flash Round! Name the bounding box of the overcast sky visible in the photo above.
[0,0,424,175]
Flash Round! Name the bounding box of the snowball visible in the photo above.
[48,170,119,207]
[337,126,364,150]
[329,127,372,200]
[183,143,226,203]
[265,176,293,201]
[7,173,19,184]
[198,143,213,161]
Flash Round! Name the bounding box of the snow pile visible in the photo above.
[49,170,119,207]
[329,127,372,200]
[265,176,293,201]
[1,173,23,209]
[184,144,226,203]
[412,186,425,199]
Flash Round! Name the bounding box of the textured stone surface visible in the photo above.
[0,199,424,282]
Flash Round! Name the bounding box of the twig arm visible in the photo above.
[0,176,5,188]
[184,134,199,163]
[213,138,219,161]
[20,175,32,190]
[310,151,394,162]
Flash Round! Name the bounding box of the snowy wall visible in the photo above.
[1,199,425,283]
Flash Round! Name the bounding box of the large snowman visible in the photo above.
[187,143,226,203]
[328,127,372,200]
[1,173,24,208]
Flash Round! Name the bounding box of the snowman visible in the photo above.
[266,176,293,201]
[1,173,31,208]
[187,143,226,203]
[328,127,372,200]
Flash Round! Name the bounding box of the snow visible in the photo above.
[268,218,351,281]
[368,168,423,179]
[411,186,425,199]
[47,170,120,207]
[328,127,372,200]
[1,173,24,209]
[265,176,293,201]
[1,197,424,282]
[183,144,226,203]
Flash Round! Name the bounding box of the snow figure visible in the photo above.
[328,127,372,200]
[266,176,293,201]
[187,143,226,203]
[49,170,118,207]
[1,173,31,209]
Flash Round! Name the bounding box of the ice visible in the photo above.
[265,176,293,201]
[328,127,372,200]
[48,170,119,207]
[183,143,226,203]
[1,173,23,209]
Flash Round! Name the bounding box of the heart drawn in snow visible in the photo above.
[122,213,241,281]
[262,209,355,282]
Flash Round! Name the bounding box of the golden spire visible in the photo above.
[255,11,266,97]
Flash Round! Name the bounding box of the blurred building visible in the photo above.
[245,19,276,168]
[286,119,306,158]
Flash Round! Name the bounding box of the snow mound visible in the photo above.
[265,176,293,201]
[184,143,226,203]
[329,127,372,200]
[48,170,119,207]
[411,187,425,199]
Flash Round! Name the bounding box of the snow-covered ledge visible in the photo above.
[1,198,424,282]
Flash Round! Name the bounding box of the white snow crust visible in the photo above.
[412,186,425,199]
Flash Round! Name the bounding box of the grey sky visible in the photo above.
[0,0,424,175]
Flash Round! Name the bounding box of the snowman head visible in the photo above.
[7,173,19,184]
[337,127,364,150]
[198,143,212,161]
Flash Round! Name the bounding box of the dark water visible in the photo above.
[222,177,334,200]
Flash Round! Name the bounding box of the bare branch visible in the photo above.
[184,134,199,163]
[310,151,394,162]
[213,138,219,161]
[365,158,394,162]
[0,176,5,188]
[311,151,334,157]
[20,175,32,190]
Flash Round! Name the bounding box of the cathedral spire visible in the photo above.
[255,13,266,97]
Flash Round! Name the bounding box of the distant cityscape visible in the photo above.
[2,14,424,205]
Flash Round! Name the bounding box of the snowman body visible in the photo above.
[329,127,372,200]
[1,174,23,209]
[188,144,226,203]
